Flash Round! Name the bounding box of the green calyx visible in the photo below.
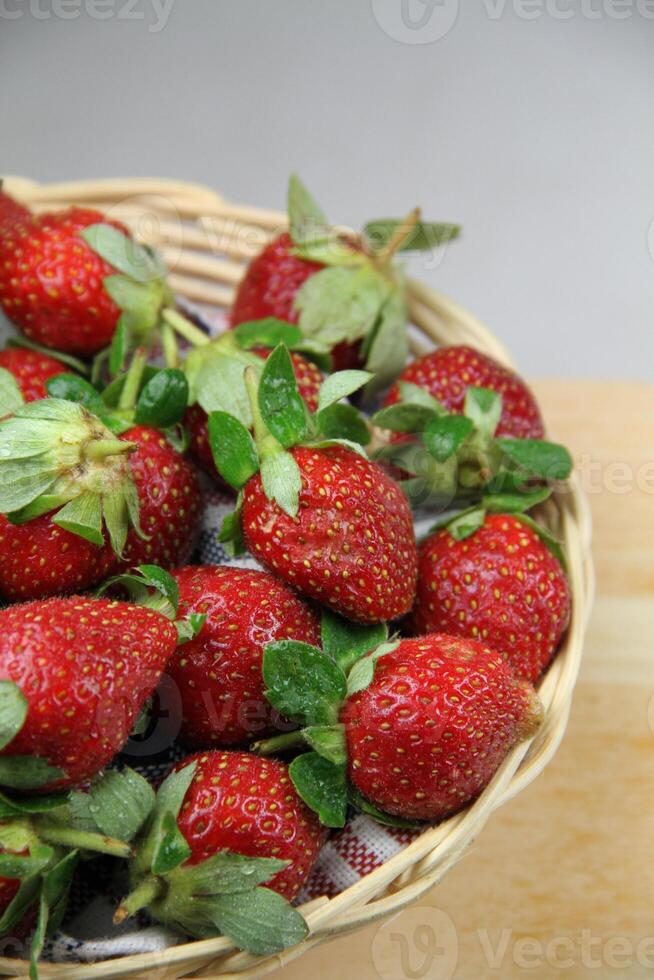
[0,768,152,979]
[117,762,308,956]
[97,564,206,644]
[0,398,141,556]
[254,611,404,830]
[287,175,460,395]
[372,384,573,512]
[209,343,372,537]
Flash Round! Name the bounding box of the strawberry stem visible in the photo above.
[118,346,149,412]
[85,438,134,461]
[252,731,307,755]
[36,824,133,859]
[161,320,179,368]
[376,207,421,263]
[114,874,162,924]
[162,309,210,348]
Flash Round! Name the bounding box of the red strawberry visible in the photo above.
[0,207,130,356]
[173,751,324,900]
[118,426,202,571]
[0,347,68,403]
[384,345,545,440]
[242,444,417,623]
[0,190,30,233]
[410,514,571,682]
[0,512,115,602]
[186,346,322,481]
[167,566,321,745]
[231,233,360,373]
[342,634,542,821]
[0,596,178,791]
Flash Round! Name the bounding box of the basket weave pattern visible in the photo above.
[0,177,595,980]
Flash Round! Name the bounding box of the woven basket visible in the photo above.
[0,177,594,980]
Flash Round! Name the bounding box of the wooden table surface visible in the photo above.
[276,380,654,980]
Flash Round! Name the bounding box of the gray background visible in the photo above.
[1,0,653,380]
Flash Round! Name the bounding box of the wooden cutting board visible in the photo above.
[277,379,654,980]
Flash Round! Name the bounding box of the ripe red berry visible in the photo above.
[0,347,68,403]
[384,345,545,440]
[118,426,202,571]
[410,514,571,682]
[230,233,360,372]
[0,596,178,790]
[0,208,129,356]
[168,566,321,745]
[174,750,325,900]
[0,190,30,233]
[241,445,418,623]
[342,634,542,821]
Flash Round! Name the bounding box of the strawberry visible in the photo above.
[0,512,115,603]
[0,595,178,791]
[0,347,69,403]
[0,208,132,356]
[242,445,417,623]
[410,512,571,682]
[117,425,202,571]
[116,751,323,955]
[259,629,543,825]
[341,635,542,820]
[0,399,141,602]
[383,345,545,440]
[231,176,459,389]
[184,338,322,481]
[167,566,321,745]
[0,188,30,233]
[211,344,416,623]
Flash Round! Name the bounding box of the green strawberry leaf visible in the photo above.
[361,288,408,396]
[315,403,370,446]
[303,724,347,766]
[46,374,107,418]
[135,369,189,429]
[175,852,289,896]
[99,564,180,617]
[0,681,28,751]
[346,640,401,697]
[363,219,460,254]
[202,885,309,955]
[0,367,24,416]
[464,387,502,437]
[258,344,307,449]
[103,275,163,340]
[0,789,69,818]
[482,486,552,513]
[295,264,391,347]
[423,414,474,463]
[151,810,192,875]
[320,610,388,674]
[287,173,328,246]
[0,848,54,879]
[263,640,347,726]
[53,491,105,547]
[176,613,207,646]
[70,769,155,843]
[348,786,423,828]
[289,752,348,828]
[188,347,262,423]
[218,500,246,557]
[208,411,259,490]
[496,438,573,482]
[233,318,303,350]
[81,224,161,283]
[0,756,63,791]
[30,892,49,980]
[42,850,77,934]
[102,365,159,408]
[447,507,487,540]
[317,370,373,413]
[260,450,302,518]
[398,381,444,412]
[291,239,364,267]
[371,402,437,433]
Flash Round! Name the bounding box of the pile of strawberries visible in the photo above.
[0,178,573,972]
